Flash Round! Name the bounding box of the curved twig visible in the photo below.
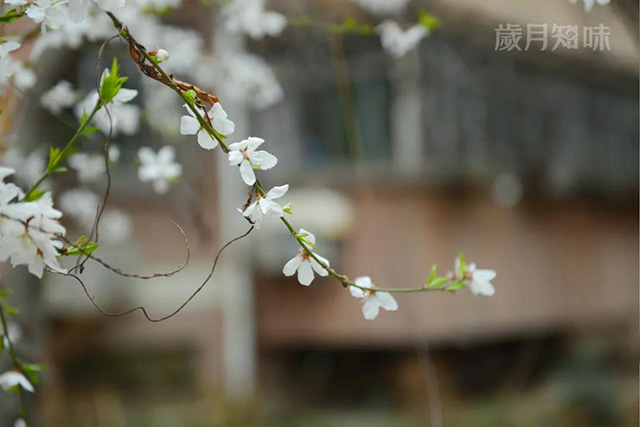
[56,226,253,322]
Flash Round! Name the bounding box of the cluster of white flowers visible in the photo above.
[0,168,66,278]
[568,0,610,12]
[376,20,428,58]
[40,80,76,114]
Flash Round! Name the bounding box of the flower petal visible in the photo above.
[197,130,218,150]
[375,292,398,312]
[283,255,301,276]
[310,256,328,276]
[180,115,200,135]
[362,299,380,320]
[297,261,315,286]
[267,184,289,200]
[251,150,278,170]
[239,160,256,185]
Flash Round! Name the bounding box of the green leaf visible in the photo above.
[0,9,24,24]
[183,89,197,105]
[419,11,442,31]
[99,58,128,104]
[427,265,438,284]
[282,202,292,215]
[23,190,46,202]
[447,281,467,292]
[21,363,43,385]
[4,306,19,315]
[429,277,448,288]
[456,252,468,276]
[47,147,62,172]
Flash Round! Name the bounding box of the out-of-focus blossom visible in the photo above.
[137,146,182,194]
[223,0,286,39]
[11,62,36,91]
[2,149,47,188]
[377,20,428,58]
[0,371,34,392]
[242,184,288,228]
[41,80,76,114]
[194,52,284,110]
[467,263,496,296]
[0,41,20,58]
[68,153,106,183]
[26,0,70,32]
[227,137,277,186]
[349,276,398,320]
[283,228,330,286]
[108,145,120,163]
[348,0,411,16]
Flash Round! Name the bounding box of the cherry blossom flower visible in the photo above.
[11,62,36,91]
[41,80,76,114]
[466,263,496,296]
[2,149,47,188]
[0,371,34,393]
[227,137,277,186]
[377,20,428,58]
[283,228,330,286]
[137,146,182,194]
[154,48,169,62]
[0,41,20,59]
[14,419,27,427]
[68,153,106,183]
[180,103,235,149]
[74,91,140,137]
[0,171,67,278]
[242,184,288,228]
[349,276,398,320]
[223,0,287,39]
[26,0,70,32]
[193,52,283,110]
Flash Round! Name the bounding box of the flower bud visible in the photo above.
[155,48,169,63]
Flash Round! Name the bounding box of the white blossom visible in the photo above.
[26,0,70,32]
[154,48,169,62]
[108,145,120,163]
[193,52,283,110]
[242,184,288,228]
[377,20,428,58]
[348,0,411,16]
[223,0,286,39]
[180,103,234,149]
[59,188,100,228]
[0,40,20,59]
[0,371,34,393]
[227,137,277,186]
[283,228,330,286]
[466,263,496,296]
[349,276,398,320]
[137,146,182,194]
[98,209,133,244]
[74,91,140,137]
[0,170,66,278]
[68,153,106,183]
[41,80,76,114]
[11,62,36,91]
[14,419,27,427]
[2,149,47,188]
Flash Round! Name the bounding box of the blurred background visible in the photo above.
[0,0,638,425]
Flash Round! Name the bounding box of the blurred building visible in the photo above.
[14,0,637,425]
